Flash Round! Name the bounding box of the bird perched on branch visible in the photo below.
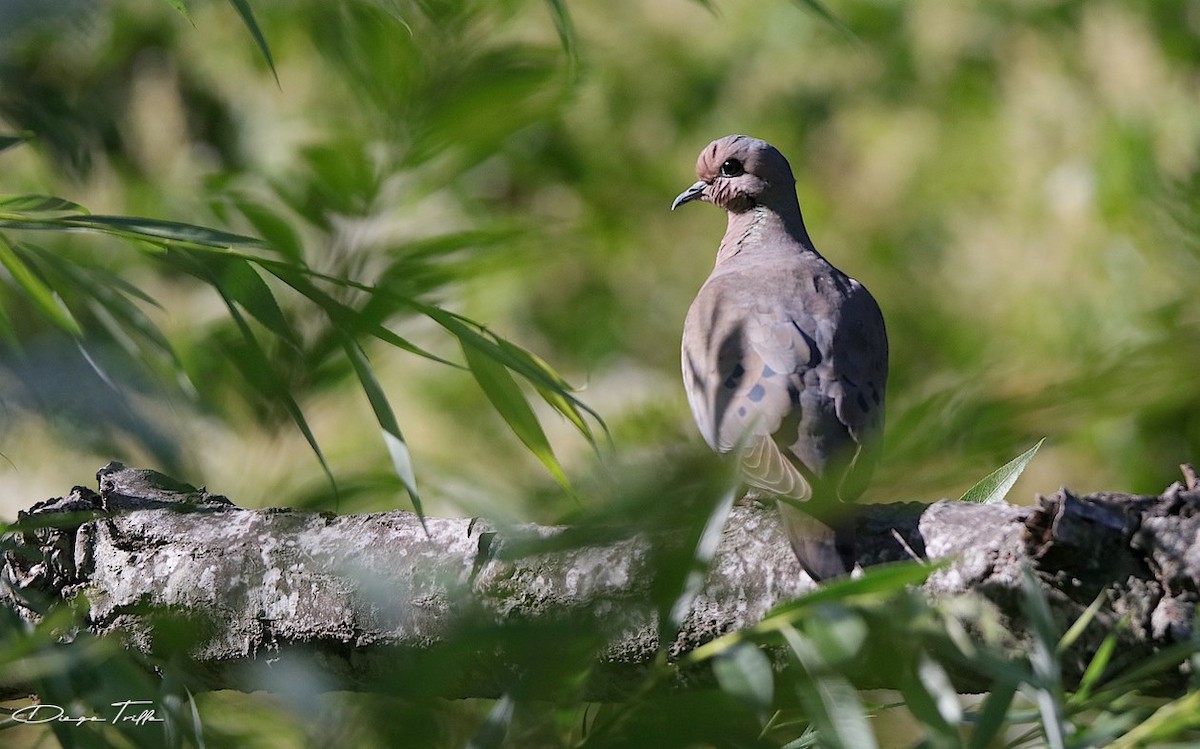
[672,134,888,580]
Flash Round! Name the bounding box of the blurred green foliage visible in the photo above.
[2,0,1200,746]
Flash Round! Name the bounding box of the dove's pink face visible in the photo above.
[672,135,796,214]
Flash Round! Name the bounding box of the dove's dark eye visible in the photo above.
[719,158,744,178]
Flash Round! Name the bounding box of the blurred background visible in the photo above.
[4,2,1200,747]
[2,0,1199,522]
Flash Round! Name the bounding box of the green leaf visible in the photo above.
[212,257,299,347]
[1074,630,1119,702]
[418,302,603,441]
[0,238,81,335]
[966,680,1017,749]
[0,194,88,216]
[690,561,939,663]
[68,215,266,248]
[214,283,334,491]
[160,0,192,21]
[263,264,461,368]
[226,0,279,84]
[462,340,571,491]
[232,199,304,262]
[342,339,424,521]
[903,654,962,744]
[0,135,28,154]
[782,625,878,749]
[20,244,181,374]
[466,694,514,749]
[712,642,775,714]
[1057,590,1107,653]
[959,438,1045,504]
[1107,691,1200,749]
[542,0,578,72]
[792,0,857,39]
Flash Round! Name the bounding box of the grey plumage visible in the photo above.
[674,135,888,580]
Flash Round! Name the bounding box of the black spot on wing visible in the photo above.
[748,383,766,402]
[790,321,822,368]
[723,363,745,390]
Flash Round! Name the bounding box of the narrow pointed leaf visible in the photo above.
[967,680,1017,749]
[264,265,460,368]
[342,339,424,521]
[418,301,602,438]
[233,200,304,262]
[1074,630,1119,701]
[160,0,192,21]
[960,437,1045,504]
[0,194,88,216]
[462,341,571,491]
[212,256,299,347]
[217,290,334,490]
[782,626,878,749]
[0,239,81,335]
[226,0,279,84]
[542,0,578,69]
[0,135,28,153]
[68,215,266,248]
[712,642,774,714]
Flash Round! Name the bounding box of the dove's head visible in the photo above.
[671,135,798,215]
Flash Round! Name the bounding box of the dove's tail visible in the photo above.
[777,499,856,581]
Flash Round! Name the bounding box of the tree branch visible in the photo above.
[2,462,1198,700]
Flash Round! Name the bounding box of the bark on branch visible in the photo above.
[2,462,1198,701]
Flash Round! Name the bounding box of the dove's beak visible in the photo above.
[671,181,707,210]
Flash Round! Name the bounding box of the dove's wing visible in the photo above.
[682,259,886,502]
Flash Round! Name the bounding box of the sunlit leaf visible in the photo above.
[1074,630,1119,702]
[960,438,1045,504]
[418,302,603,441]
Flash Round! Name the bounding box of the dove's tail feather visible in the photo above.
[777,500,856,581]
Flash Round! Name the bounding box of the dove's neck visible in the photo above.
[716,202,816,266]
